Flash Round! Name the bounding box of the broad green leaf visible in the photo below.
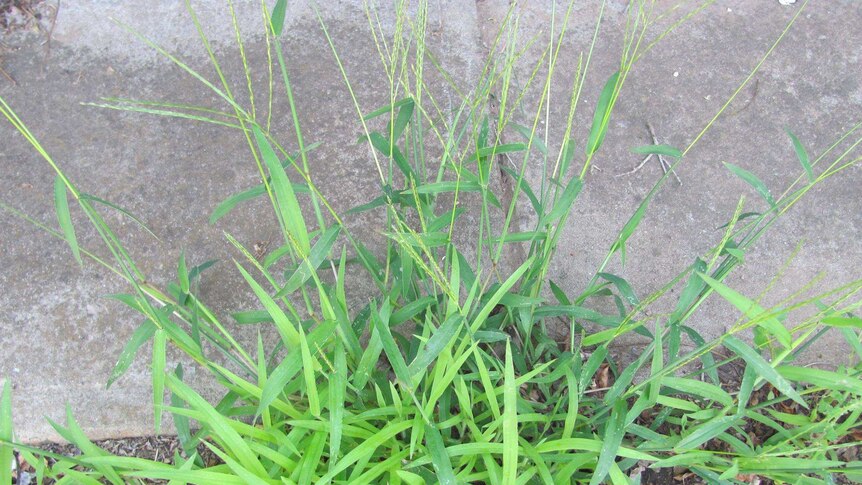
[502,340,518,485]
[231,310,272,324]
[589,399,627,485]
[470,143,528,162]
[630,144,683,158]
[270,0,287,36]
[662,376,733,407]
[209,185,265,224]
[412,181,482,194]
[408,314,463,376]
[329,338,347,467]
[390,97,415,143]
[391,295,437,326]
[297,322,320,417]
[586,71,619,156]
[698,273,791,349]
[276,224,342,297]
[177,250,189,294]
[54,175,82,265]
[777,365,862,394]
[253,126,310,255]
[363,97,415,120]
[0,380,11,485]
[80,193,158,239]
[235,261,300,347]
[579,345,608,392]
[540,177,583,226]
[374,301,412,388]
[723,162,776,208]
[597,272,639,306]
[152,328,166,434]
[209,181,310,224]
[723,336,806,407]
[166,374,268,478]
[674,414,739,451]
[424,422,457,485]
[170,364,196,458]
[469,256,534,333]
[319,420,413,482]
[821,316,862,328]
[256,320,336,416]
[369,131,414,178]
[188,259,218,282]
[786,129,813,183]
[107,320,157,388]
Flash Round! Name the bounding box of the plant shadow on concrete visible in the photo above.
[2,0,862,483]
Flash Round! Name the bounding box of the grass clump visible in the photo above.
[2,0,862,483]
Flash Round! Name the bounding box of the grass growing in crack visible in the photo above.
[2,0,862,483]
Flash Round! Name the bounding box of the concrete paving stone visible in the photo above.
[476,0,861,361]
[0,0,488,442]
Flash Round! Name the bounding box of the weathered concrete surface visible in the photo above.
[0,0,485,442]
[1,0,860,443]
[476,0,862,360]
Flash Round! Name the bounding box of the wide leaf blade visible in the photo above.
[585,71,619,156]
[54,175,82,265]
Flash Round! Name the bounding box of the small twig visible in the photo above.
[0,63,17,86]
[729,77,759,116]
[617,122,681,185]
[42,0,60,63]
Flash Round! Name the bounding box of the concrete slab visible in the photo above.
[476,0,862,360]
[0,0,486,442]
[1,0,860,444]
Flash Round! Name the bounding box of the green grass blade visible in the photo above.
[269,0,287,36]
[589,398,627,485]
[424,421,457,485]
[329,338,347,468]
[80,193,159,240]
[470,256,535,333]
[723,336,806,407]
[252,126,310,255]
[540,177,583,226]
[408,314,463,376]
[297,323,320,417]
[674,414,739,451]
[662,377,733,407]
[209,185,266,224]
[166,374,268,478]
[390,97,415,143]
[152,328,166,434]
[630,144,682,158]
[54,175,82,265]
[106,320,156,388]
[177,250,189,295]
[502,340,518,485]
[597,272,639,306]
[723,162,776,208]
[699,273,791,349]
[319,420,413,483]
[0,380,12,485]
[256,320,335,417]
[585,71,619,156]
[777,365,862,394]
[277,224,342,296]
[234,260,300,347]
[786,129,813,183]
[374,300,412,389]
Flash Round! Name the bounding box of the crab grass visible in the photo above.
[2,0,862,483]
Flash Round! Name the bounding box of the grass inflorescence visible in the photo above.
[2,0,862,483]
